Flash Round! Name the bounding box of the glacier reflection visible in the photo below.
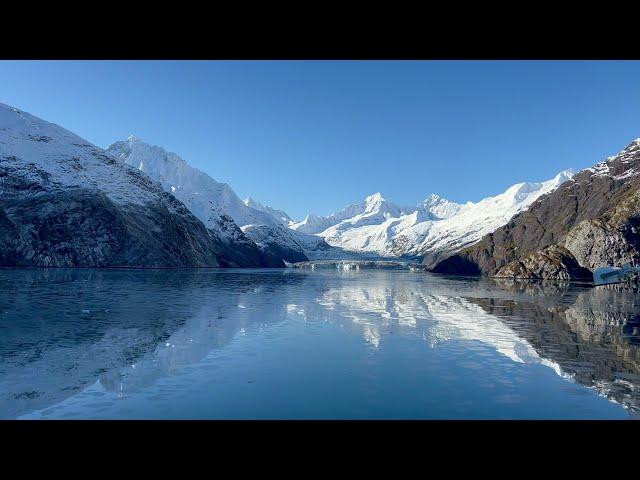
[2,269,640,418]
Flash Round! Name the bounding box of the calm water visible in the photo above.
[1,268,640,420]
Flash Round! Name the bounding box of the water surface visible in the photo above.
[1,268,639,419]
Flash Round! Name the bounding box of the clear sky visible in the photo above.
[1,60,639,220]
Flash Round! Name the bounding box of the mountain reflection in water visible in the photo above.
[1,269,639,419]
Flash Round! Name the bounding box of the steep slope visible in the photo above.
[107,138,343,262]
[418,194,462,220]
[433,139,640,278]
[244,197,293,226]
[292,171,573,263]
[0,103,280,268]
[411,170,575,266]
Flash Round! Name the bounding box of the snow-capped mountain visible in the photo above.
[418,194,462,220]
[107,137,350,262]
[409,170,576,266]
[0,103,280,267]
[291,192,411,235]
[292,170,575,266]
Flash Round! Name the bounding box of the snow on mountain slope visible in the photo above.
[291,193,411,234]
[244,197,293,226]
[293,170,575,264]
[107,137,346,262]
[418,194,462,220]
[108,137,261,225]
[0,106,166,208]
[411,170,576,266]
[0,103,278,268]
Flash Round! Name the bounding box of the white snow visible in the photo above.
[106,137,346,259]
[291,192,412,234]
[588,162,610,177]
[293,169,576,259]
[105,131,578,263]
[243,197,293,226]
[0,103,175,209]
[613,168,639,181]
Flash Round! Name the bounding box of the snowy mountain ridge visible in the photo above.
[291,169,576,265]
[107,134,575,265]
[0,101,585,268]
[107,137,353,262]
[290,192,413,235]
[243,197,293,226]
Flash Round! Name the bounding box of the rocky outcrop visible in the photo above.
[494,245,592,280]
[563,189,640,270]
[240,224,309,264]
[433,139,640,279]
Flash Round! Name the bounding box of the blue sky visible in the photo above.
[1,60,639,219]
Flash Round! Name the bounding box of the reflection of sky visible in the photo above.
[3,270,638,419]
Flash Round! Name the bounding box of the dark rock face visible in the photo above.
[494,245,592,280]
[211,215,285,267]
[563,189,640,270]
[257,241,308,264]
[433,140,640,279]
[0,208,18,266]
[240,224,309,264]
[0,184,284,268]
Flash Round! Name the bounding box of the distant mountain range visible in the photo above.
[290,171,574,267]
[2,102,639,278]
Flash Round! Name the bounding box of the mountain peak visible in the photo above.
[620,137,640,155]
[420,193,448,206]
[365,192,385,203]
[419,193,461,220]
[127,135,141,143]
[550,169,576,184]
[0,102,21,114]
